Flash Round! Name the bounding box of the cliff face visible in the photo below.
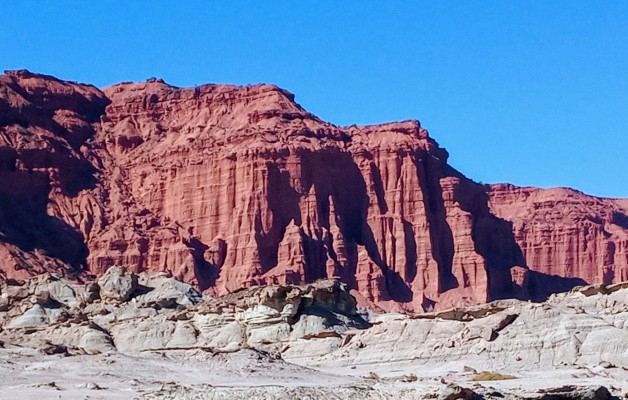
[0,70,108,277]
[0,70,625,311]
[96,78,530,311]
[489,184,628,298]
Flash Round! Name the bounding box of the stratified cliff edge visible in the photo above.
[489,184,628,299]
[1,70,626,311]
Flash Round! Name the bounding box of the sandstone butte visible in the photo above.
[0,69,626,312]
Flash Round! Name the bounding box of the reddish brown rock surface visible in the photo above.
[489,184,628,298]
[1,70,626,311]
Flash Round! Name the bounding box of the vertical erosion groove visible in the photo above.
[414,153,457,293]
[258,161,302,273]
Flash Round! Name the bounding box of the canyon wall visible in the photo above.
[489,184,628,299]
[0,70,626,311]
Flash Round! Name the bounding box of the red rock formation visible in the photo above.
[0,70,625,311]
[489,184,628,299]
[0,70,107,278]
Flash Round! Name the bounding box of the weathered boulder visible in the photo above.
[7,304,49,328]
[97,266,138,302]
[135,272,202,307]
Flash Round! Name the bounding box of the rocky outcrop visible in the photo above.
[0,70,108,279]
[0,268,367,354]
[0,70,626,310]
[489,184,628,300]
[97,265,138,301]
[2,269,626,366]
[0,271,626,399]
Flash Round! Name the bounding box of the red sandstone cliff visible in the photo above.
[0,70,625,311]
[489,184,628,298]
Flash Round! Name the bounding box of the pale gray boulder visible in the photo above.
[97,266,138,302]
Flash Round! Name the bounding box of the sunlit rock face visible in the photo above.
[1,70,626,311]
[489,184,628,297]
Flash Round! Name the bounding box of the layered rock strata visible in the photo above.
[489,184,628,299]
[1,69,626,310]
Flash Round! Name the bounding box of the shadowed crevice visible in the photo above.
[402,220,418,282]
[451,175,526,300]
[0,192,88,272]
[413,152,458,293]
[299,150,413,302]
[369,161,388,214]
[185,237,218,291]
[256,162,303,273]
[525,271,586,302]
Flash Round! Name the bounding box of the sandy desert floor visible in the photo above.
[0,347,625,399]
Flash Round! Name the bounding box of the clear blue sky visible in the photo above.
[2,2,627,197]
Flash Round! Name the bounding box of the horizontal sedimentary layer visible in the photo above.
[0,70,626,311]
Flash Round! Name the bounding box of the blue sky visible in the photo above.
[1,2,627,197]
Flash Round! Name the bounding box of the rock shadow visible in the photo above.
[449,173,525,300]
[255,162,304,274]
[413,152,458,293]
[185,236,219,291]
[0,139,100,274]
[0,191,88,270]
[526,271,587,302]
[449,172,587,301]
[300,150,413,302]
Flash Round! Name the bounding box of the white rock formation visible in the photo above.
[0,269,626,399]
